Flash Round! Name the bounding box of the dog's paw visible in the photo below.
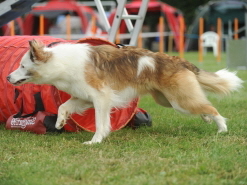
[83,140,101,145]
[55,124,63,130]
[201,114,213,124]
[55,120,66,130]
[83,141,94,145]
[217,128,228,133]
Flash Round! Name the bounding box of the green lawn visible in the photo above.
[1,52,247,185]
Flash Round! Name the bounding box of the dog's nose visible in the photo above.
[6,75,11,82]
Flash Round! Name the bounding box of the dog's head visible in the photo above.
[7,40,52,86]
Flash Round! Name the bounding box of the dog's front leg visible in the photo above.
[56,104,69,129]
[55,97,93,129]
[83,96,112,145]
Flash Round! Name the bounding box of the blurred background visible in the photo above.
[1,0,247,68]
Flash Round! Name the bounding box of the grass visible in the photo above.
[1,52,247,185]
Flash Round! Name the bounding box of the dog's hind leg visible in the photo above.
[160,70,227,133]
[55,97,93,129]
[150,89,172,107]
[200,114,213,124]
[83,91,112,145]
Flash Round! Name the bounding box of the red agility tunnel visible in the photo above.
[0,36,139,132]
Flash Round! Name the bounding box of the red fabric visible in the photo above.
[0,36,65,122]
[77,37,117,47]
[0,36,139,133]
[161,5,181,51]
[6,111,48,134]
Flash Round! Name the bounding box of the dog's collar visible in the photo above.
[116,43,125,48]
[47,41,62,48]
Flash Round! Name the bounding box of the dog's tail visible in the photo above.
[197,69,243,95]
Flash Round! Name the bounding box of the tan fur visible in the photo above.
[88,45,200,92]
[86,45,238,119]
[157,70,215,114]
[28,69,41,79]
[84,62,104,90]
[197,70,231,95]
[150,89,172,107]
[9,40,242,144]
[29,40,52,62]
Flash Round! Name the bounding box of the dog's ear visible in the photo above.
[28,40,51,63]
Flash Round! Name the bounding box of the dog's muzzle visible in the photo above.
[6,75,27,86]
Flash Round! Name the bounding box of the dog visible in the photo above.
[7,40,243,144]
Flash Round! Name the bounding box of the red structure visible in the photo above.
[0,36,138,132]
[23,0,97,35]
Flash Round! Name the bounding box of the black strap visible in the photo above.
[47,42,61,48]
[14,92,45,118]
[33,92,45,112]
[14,89,20,103]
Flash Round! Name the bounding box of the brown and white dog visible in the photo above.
[7,40,243,144]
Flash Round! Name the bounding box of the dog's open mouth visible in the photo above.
[13,79,27,85]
